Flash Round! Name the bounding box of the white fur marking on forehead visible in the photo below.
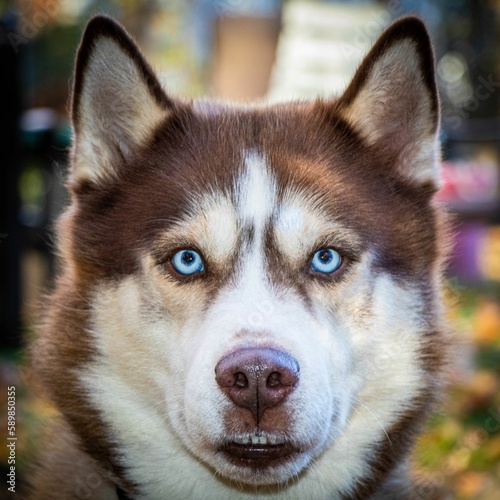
[233,150,276,303]
[237,150,276,233]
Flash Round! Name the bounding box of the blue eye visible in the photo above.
[172,250,204,276]
[311,249,342,274]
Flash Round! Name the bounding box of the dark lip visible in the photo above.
[219,442,300,467]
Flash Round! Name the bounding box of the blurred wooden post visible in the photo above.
[211,16,280,101]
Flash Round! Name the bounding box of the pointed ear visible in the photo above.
[70,16,173,187]
[337,17,440,187]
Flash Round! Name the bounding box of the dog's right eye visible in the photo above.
[172,250,205,276]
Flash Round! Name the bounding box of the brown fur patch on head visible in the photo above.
[65,94,443,288]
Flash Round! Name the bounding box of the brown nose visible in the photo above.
[215,347,300,423]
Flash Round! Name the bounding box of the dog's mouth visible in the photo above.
[219,434,301,466]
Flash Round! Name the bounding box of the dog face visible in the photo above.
[35,16,448,498]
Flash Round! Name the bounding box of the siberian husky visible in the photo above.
[30,14,449,500]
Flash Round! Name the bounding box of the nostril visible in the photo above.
[235,372,247,388]
[267,372,280,387]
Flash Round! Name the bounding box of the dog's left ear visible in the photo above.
[337,17,440,187]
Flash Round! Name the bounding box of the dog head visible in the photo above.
[37,15,448,498]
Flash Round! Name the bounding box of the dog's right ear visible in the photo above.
[70,16,173,188]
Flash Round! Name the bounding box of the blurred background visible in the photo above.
[0,0,499,498]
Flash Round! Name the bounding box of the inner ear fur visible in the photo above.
[337,16,440,186]
[70,15,174,187]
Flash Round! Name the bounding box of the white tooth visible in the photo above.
[232,434,287,445]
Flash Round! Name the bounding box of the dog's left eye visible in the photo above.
[172,250,204,275]
[310,248,342,274]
